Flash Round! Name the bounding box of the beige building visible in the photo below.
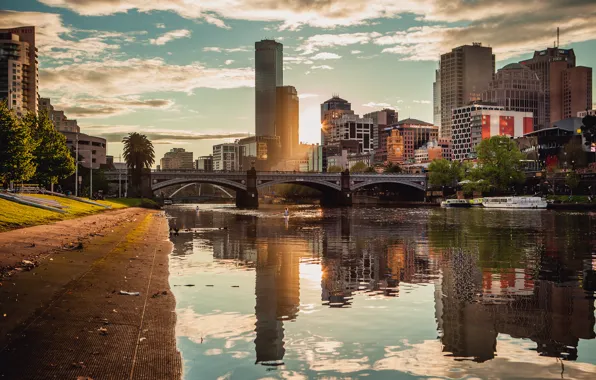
[39,98,80,133]
[0,26,38,116]
[160,148,194,170]
[439,43,495,139]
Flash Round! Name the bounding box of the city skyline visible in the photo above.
[2,0,596,162]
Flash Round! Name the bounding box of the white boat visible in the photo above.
[482,196,547,209]
[440,199,471,208]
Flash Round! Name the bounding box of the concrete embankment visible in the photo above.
[0,208,181,379]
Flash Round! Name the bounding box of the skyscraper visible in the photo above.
[433,69,441,128]
[320,95,354,171]
[0,26,38,116]
[482,63,545,130]
[439,43,495,139]
[275,86,299,159]
[255,40,283,137]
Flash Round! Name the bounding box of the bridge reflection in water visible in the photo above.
[168,206,596,374]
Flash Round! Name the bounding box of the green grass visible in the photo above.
[0,196,159,232]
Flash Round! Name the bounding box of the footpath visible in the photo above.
[0,208,182,380]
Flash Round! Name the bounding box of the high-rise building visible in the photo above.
[213,143,240,171]
[433,69,441,128]
[255,40,283,137]
[324,113,374,155]
[39,98,80,133]
[482,63,545,131]
[364,109,397,163]
[160,148,194,170]
[195,155,213,171]
[440,43,495,139]
[520,47,592,126]
[275,86,299,159]
[0,26,38,116]
[320,95,354,171]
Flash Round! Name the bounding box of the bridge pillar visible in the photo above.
[320,170,352,207]
[236,168,259,209]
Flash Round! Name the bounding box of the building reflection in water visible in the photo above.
[180,207,595,368]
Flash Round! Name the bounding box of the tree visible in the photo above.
[122,132,155,197]
[350,161,368,173]
[327,165,343,173]
[364,166,376,173]
[560,138,587,169]
[469,136,525,192]
[384,162,402,173]
[565,172,580,195]
[0,102,36,187]
[24,111,75,188]
[428,159,465,188]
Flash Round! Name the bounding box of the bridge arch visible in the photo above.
[152,177,247,193]
[350,178,426,192]
[256,178,342,192]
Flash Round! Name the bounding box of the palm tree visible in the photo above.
[122,132,154,197]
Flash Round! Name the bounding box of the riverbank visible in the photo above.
[0,207,181,379]
[0,195,158,232]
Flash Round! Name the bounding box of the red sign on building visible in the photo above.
[523,117,533,135]
[482,115,491,139]
[499,116,514,136]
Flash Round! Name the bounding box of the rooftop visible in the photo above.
[395,118,434,127]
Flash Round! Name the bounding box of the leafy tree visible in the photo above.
[428,159,465,188]
[24,111,75,188]
[0,102,36,187]
[468,136,525,192]
[122,132,155,197]
[350,161,368,173]
[364,166,376,173]
[384,162,402,173]
[327,165,343,173]
[560,138,587,169]
[565,172,580,195]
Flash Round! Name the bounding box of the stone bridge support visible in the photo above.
[236,168,259,209]
[320,170,352,207]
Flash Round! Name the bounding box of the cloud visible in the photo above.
[224,60,234,65]
[297,32,382,54]
[351,50,362,54]
[202,46,251,53]
[363,102,395,110]
[84,126,250,143]
[40,58,254,98]
[310,52,342,60]
[56,97,175,118]
[150,29,191,45]
[413,100,431,104]
[311,65,333,70]
[298,93,319,99]
[156,23,166,29]
[0,10,144,62]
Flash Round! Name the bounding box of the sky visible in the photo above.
[2,0,596,163]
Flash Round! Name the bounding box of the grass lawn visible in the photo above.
[0,195,158,232]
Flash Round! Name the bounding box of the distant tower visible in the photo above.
[255,40,283,137]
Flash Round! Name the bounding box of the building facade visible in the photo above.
[482,63,545,131]
[63,132,107,170]
[255,40,283,138]
[276,86,299,159]
[560,66,592,121]
[195,155,213,171]
[237,135,281,171]
[386,129,405,165]
[213,143,240,171]
[578,109,596,118]
[440,43,495,139]
[320,95,354,171]
[393,118,439,163]
[414,141,443,164]
[160,148,194,170]
[363,108,397,163]
[324,113,374,154]
[39,98,80,133]
[451,103,504,160]
[468,109,533,158]
[307,144,323,172]
[433,69,441,128]
[0,26,38,116]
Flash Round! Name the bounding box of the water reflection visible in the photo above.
[168,206,596,379]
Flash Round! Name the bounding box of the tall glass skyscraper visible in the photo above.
[255,40,283,137]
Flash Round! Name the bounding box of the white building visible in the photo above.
[451,103,504,161]
[325,114,374,154]
[577,110,596,118]
[213,143,240,171]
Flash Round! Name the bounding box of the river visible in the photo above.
[166,204,596,379]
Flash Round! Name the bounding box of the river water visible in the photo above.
[166,205,596,380]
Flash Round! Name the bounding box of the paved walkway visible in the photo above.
[0,208,181,379]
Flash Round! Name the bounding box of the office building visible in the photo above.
[195,155,213,171]
[440,43,495,139]
[520,47,592,126]
[307,144,323,172]
[382,119,439,164]
[0,26,38,116]
[324,113,374,154]
[213,143,240,171]
[276,86,299,158]
[386,129,405,165]
[255,40,283,137]
[237,135,281,171]
[320,95,355,171]
[62,132,107,170]
[433,69,441,128]
[160,148,193,170]
[482,63,545,131]
[364,108,397,163]
[39,98,80,132]
[414,141,444,164]
[451,103,504,160]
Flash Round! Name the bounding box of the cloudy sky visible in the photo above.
[3,0,596,162]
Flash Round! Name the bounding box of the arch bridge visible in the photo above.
[104,169,427,208]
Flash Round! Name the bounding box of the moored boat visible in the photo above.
[470,198,484,207]
[482,196,547,209]
[440,199,472,208]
